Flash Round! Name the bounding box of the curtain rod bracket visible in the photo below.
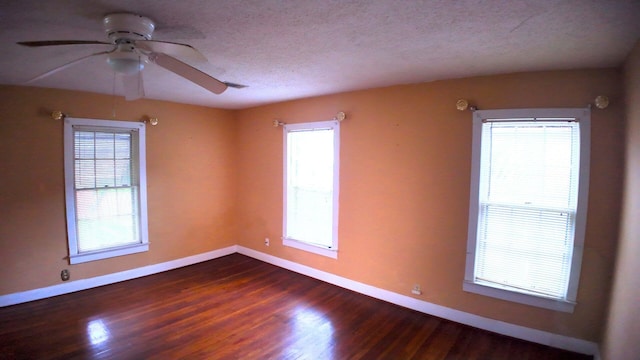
[142,116,159,126]
[456,99,477,112]
[51,110,67,120]
[593,95,609,109]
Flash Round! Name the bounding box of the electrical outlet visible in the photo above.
[411,284,422,295]
[61,269,70,281]
[264,237,270,246]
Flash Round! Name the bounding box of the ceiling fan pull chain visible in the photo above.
[112,71,117,118]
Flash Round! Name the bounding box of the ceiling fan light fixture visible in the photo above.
[103,13,155,42]
[107,51,144,75]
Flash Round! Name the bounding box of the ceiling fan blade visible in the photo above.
[25,49,114,83]
[149,52,227,94]
[122,71,145,101]
[224,82,248,89]
[17,40,112,47]
[134,40,207,63]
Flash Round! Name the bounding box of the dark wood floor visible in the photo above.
[0,254,591,360]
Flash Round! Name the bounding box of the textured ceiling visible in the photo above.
[1,0,639,109]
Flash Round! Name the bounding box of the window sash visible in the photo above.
[475,203,575,298]
[75,186,141,252]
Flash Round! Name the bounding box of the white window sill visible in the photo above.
[463,281,576,313]
[283,238,337,259]
[69,243,149,264]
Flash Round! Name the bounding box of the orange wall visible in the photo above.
[602,41,640,359]
[0,86,237,294]
[235,69,624,341]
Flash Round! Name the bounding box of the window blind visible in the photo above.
[474,120,580,299]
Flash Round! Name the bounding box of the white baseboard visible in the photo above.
[0,244,599,356]
[236,246,599,357]
[0,245,237,307]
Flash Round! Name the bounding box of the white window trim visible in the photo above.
[64,117,149,264]
[282,238,338,259]
[282,120,340,259]
[464,108,590,313]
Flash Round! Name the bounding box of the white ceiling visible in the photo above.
[1,0,639,109]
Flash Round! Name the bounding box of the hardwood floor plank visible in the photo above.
[0,254,592,360]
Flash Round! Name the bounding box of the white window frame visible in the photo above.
[283,120,340,259]
[64,117,149,264]
[464,108,590,313]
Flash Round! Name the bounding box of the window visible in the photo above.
[64,118,149,264]
[464,108,590,312]
[283,120,340,258]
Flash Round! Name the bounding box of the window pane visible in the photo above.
[289,129,334,191]
[75,187,139,252]
[115,159,131,186]
[287,187,333,246]
[75,160,96,189]
[95,160,115,188]
[484,122,578,209]
[95,132,115,159]
[74,131,95,159]
[114,133,131,159]
[74,131,133,189]
[76,189,98,220]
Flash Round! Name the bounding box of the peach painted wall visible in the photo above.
[235,69,624,341]
[0,85,237,294]
[602,41,640,359]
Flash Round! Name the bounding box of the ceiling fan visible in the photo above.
[17,13,245,100]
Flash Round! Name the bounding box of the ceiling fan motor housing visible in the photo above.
[103,13,155,42]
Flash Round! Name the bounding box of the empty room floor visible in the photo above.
[0,254,591,359]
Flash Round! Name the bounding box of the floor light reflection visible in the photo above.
[87,319,110,346]
[285,307,335,359]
